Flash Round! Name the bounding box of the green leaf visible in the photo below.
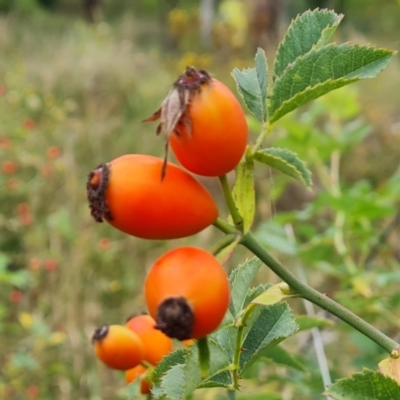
[152,363,186,399]
[251,282,295,306]
[263,345,306,372]
[151,348,187,385]
[254,147,312,188]
[232,48,268,122]
[232,154,255,233]
[152,339,232,399]
[295,315,334,332]
[229,258,262,316]
[270,44,394,123]
[240,303,298,373]
[198,371,232,389]
[274,9,343,80]
[325,368,400,399]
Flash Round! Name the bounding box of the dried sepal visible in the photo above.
[144,66,212,178]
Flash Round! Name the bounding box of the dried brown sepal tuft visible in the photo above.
[92,324,109,343]
[143,66,212,179]
[86,163,113,222]
[155,296,194,341]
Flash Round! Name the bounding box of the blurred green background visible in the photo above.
[1,0,400,399]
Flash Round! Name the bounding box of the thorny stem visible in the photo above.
[219,175,243,230]
[237,232,400,354]
[232,303,257,389]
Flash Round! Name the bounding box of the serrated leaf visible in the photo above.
[232,48,268,122]
[245,283,273,308]
[229,258,262,316]
[254,147,312,187]
[379,357,400,384]
[198,371,232,389]
[151,348,187,385]
[240,303,298,373]
[251,282,296,306]
[152,339,232,399]
[325,368,400,399]
[274,9,343,80]
[295,315,334,332]
[232,155,255,233]
[270,44,394,123]
[263,345,306,372]
[152,363,186,400]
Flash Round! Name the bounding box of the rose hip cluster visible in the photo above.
[87,67,248,391]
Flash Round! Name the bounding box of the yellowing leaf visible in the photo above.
[379,357,400,384]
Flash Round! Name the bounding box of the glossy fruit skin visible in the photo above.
[126,314,173,365]
[145,246,230,339]
[87,154,218,240]
[125,365,151,394]
[169,79,248,177]
[92,325,144,370]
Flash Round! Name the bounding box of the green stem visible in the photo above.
[219,174,243,231]
[251,122,274,154]
[240,232,399,354]
[209,233,238,256]
[231,303,256,389]
[197,337,210,379]
[213,218,237,235]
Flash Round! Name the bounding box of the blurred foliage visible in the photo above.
[0,1,399,400]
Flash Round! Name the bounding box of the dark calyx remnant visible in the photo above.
[155,296,194,341]
[92,324,109,343]
[173,66,211,95]
[86,163,113,222]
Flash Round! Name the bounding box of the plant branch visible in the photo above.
[240,232,400,354]
[231,303,256,389]
[213,218,237,235]
[251,122,274,154]
[218,175,243,230]
[209,233,238,256]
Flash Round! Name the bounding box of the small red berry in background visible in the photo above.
[9,290,23,303]
[2,161,17,174]
[0,137,11,150]
[19,213,33,226]
[47,146,61,159]
[23,118,35,131]
[44,259,58,271]
[98,238,111,251]
[17,203,30,215]
[28,258,42,271]
[26,385,39,399]
[145,246,230,340]
[0,84,6,96]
